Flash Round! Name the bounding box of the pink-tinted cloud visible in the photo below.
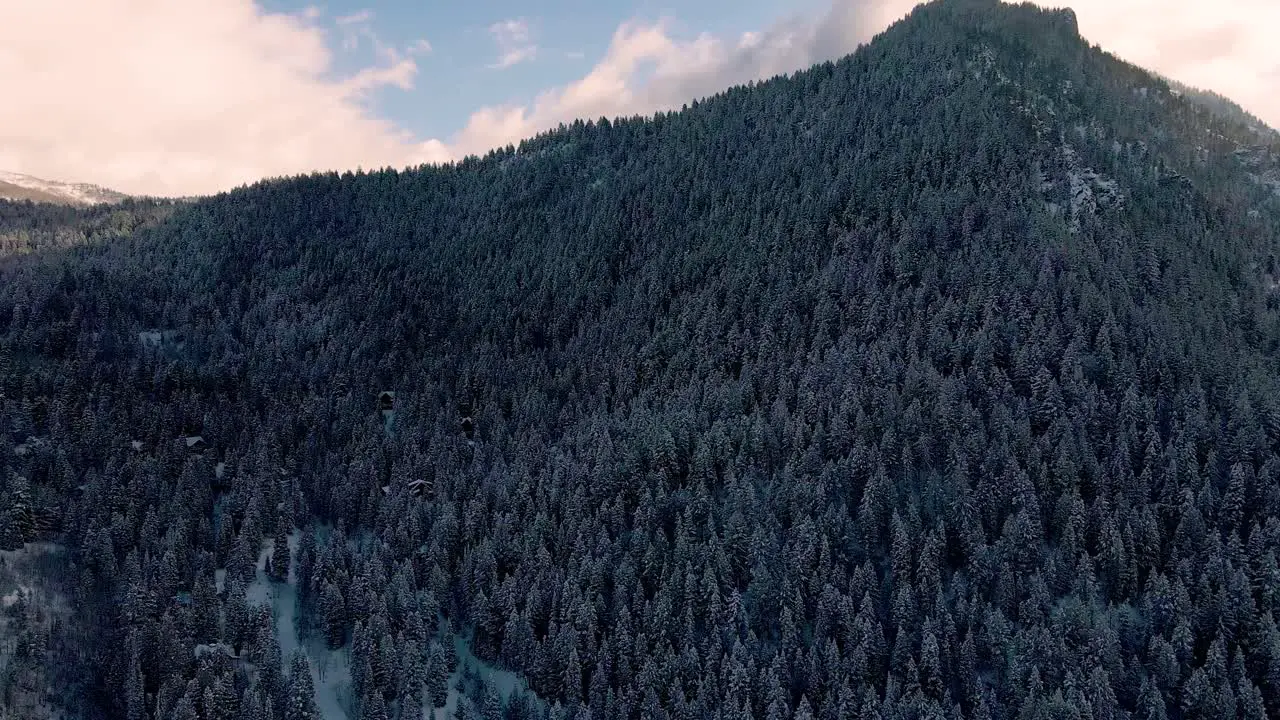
[1059,0,1279,126]
[0,0,445,196]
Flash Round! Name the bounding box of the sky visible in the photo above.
[0,0,1274,197]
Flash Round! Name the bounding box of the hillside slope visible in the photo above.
[0,171,128,207]
[3,1,1280,718]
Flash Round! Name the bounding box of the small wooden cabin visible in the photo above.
[379,391,396,412]
[182,436,209,455]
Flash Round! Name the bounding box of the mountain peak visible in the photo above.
[0,171,128,206]
[959,0,1079,40]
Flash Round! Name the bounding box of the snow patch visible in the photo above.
[1042,145,1123,233]
[137,328,187,353]
[0,543,72,718]
[194,642,239,659]
[453,635,532,701]
[230,528,542,720]
[2,587,28,608]
[1233,146,1280,198]
[0,170,127,206]
[244,533,354,720]
[423,634,542,719]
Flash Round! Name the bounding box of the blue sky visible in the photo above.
[263,0,827,140]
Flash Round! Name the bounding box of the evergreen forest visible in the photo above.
[3,1,1280,718]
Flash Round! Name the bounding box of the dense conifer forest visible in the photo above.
[3,0,1280,718]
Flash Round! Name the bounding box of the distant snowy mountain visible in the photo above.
[0,171,128,206]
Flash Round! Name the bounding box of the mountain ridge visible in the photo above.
[0,170,128,207]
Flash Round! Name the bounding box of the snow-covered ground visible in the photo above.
[237,530,540,719]
[1232,146,1280,200]
[437,635,538,720]
[244,533,355,720]
[0,543,71,720]
[0,171,127,206]
[0,543,68,616]
[1041,145,1123,233]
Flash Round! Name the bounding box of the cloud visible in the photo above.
[335,10,372,26]
[436,0,1280,159]
[1054,0,1280,127]
[0,0,445,197]
[334,8,429,62]
[441,2,890,158]
[488,19,538,70]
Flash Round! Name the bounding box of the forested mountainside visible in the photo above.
[0,200,173,259]
[4,0,1280,718]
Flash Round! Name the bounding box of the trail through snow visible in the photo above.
[246,533,354,720]
[240,530,539,719]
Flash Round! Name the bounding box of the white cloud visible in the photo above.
[0,0,445,197]
[488,19,538,70]
[441,2,888,158]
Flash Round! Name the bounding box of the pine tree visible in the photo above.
[0,342,13,392]
[125,644,145,720]
[171,693,200,720]
[320,581,347,648]
[270,523,291,581]
[285,650,320,720]
[455,697,482,720]
[360,687,388,720]
[205,677,239,720]
[400,690,425,720]
[191,568,220,641]
[483,682,504,720]
[425,639,451,708]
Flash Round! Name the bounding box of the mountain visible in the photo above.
[1168,81,1280,141]
[3,1,1280,718]
[0,170,128,206]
